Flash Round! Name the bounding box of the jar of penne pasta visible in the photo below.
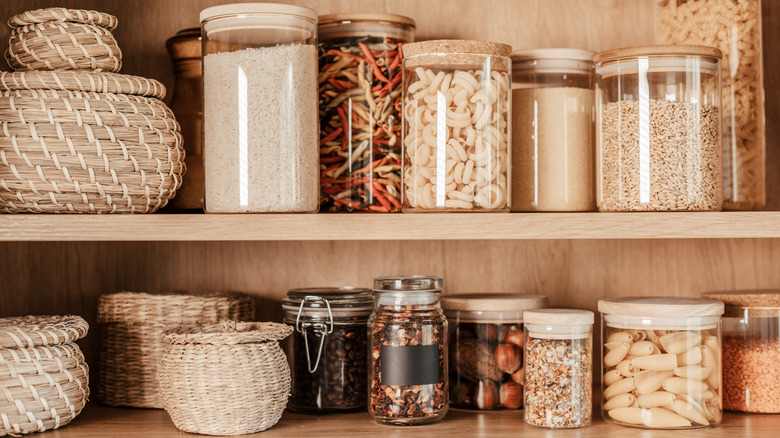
[401,40,512,212]
[598,297,725,429]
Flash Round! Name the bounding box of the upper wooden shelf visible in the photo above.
[1,212,780,241]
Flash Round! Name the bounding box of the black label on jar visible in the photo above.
[380,344,440,386]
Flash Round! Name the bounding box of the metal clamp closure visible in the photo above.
[295,295,334,373]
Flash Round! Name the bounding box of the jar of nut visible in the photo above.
[369,276,448,425]
[442,293,547,410]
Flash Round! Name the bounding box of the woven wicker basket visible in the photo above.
[158,321,292,436]
[6,8,121,72]
[97,292,255,408]
[0,315,90,436]
[0,70,185,213]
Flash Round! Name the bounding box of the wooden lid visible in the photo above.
[402,39,512,58]
[594,45,722,64]
[442,293,547,312]
[166,28,201,61]
[524,309,594,326]
[319,13,415,27]
[200,3,317,23]
[598,297,724,317]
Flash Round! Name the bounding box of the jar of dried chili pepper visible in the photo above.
[317,14,415,212]
[369,276,448,425]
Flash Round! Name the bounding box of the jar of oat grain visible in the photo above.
[594,45,722,212]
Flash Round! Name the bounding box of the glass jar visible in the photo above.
[282,287,373,413]
[368,276,448,425]
[656,0,765,210]
[598,297,725,429]
[511,48,595,212]
[166,28,203,211]
[523,309,594,429]
[401,40,512,212]
[442,293,547,410]
[200,4,319,213]
[702,291,780,413]
[594,45,723,212]
[317,14,415,213]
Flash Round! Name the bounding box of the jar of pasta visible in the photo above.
[401,40,512,212]
[442,293,547,410]
[598,297,725,429]
[657,0,765,210]
[523,309,594,429]
[317,14,415,212]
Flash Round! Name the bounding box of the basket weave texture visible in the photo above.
[6,8,121,72]
[97,292,255,408]
[158,321,293,436]
[0,315,90,436]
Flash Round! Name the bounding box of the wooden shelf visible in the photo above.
[2,212,780,241]
[47,404,775,437]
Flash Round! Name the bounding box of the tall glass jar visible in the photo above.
[595,45,722,212]
[401,40,512,212]
[511,49,595,212]
[368,276,448,425]
[657,0,765,210]
[317,14,415,212]
[282,287,373,413]
[598,297,725,429]
[523,309,594,429]
[200,4,319,213]
[442,293,547,410]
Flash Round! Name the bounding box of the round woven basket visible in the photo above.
[6,8,121,72]
[97,292,255,408]
[158,321,293,436]
[0,315,90,436]
[0,70,185,213]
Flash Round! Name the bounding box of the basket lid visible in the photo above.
[0,70,166,99]
[442,293,547,312]
[162,321,292,345]
[8,7,118,30]
[0,315,89,348]
[594,45,722,64]
[524,308,594,326]
[598,296,724,317]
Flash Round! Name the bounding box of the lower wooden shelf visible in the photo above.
[47,404,775,437]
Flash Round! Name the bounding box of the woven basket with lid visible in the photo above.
[0,315,90,436]
[158,321,292,436]
[97,292,255,408]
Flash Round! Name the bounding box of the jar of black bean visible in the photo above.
[282,287,373,413]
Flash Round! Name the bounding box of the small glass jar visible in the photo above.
[200,4,319,213]
[702,291,780,413]
[511,49,595,212]
[368,276,448,425]
[401,40,512,212]
[523,309,594,429]
[442,293,547,410]
[317,14,415,213]
[594,45,723,212]
[656,0,765,210]
[598,297,725,429]
[282,287,373,413]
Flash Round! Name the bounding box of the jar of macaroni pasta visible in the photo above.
[598,297,725,429]
[442,293,547,410]
[523,309,594,429]
[594,45,722,212]
[401,40,512,212]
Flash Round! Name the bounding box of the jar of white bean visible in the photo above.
[598,297,725,429]
[400,40,512,212]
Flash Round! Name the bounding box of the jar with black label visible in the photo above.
[368,276,448,425]
[282,287,373,413]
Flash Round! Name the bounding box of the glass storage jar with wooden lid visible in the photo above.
[317,14,415,213]
[401,40,512,212]
[656,0,765,210]
[442,293,547,410]
[594,45,722,212]
[702,290,780,413]
[598,297,725,429]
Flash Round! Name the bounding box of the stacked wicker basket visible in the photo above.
[0,7,185,213]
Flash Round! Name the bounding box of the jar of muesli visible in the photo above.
[523,309,594,429]
[368,276,448,425]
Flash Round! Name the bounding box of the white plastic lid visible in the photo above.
[200,3,317,23]
[523,308,594,326]
[200,3,317,44]
[512,48,594,74]
[598,297,724,317]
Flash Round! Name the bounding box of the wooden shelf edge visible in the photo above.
[1,212,780,242]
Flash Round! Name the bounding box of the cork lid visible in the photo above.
[702,291,780,317]
[319,13,415,27]
[442,293,547,312]
[403,40,511,70]
[594,45,722,64]
[403,39,511,58]
[598,297,725,317]
[524,309,594,326]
